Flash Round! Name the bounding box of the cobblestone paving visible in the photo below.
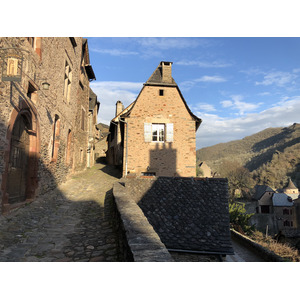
[0,160,122,262]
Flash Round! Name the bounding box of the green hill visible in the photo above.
[196,123,300,190]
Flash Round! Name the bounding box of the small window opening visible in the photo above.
[142,172,156,176]
[159,89,164,96]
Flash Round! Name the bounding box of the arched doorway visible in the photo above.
[2,104,40,213]
[7,113,31,204]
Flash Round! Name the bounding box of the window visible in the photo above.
[142,172,156,176]
[144,123,173,143]
[26,37,35,48]
[63,60,72,102]
[66,130,72,164]
[283,220,290,227]
[159,89,164,96]
[283,208,290,215]
[81,108,85,131]
[51,115,60,162]
[152,124,164,142]
[260,205,270,214]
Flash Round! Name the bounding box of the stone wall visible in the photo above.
[231,229,284,262]
[0,37,93,213]
[123,85,197,177]
[113,180,174,262]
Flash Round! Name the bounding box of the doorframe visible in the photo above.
[1,99,40,214]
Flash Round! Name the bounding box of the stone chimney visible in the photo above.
[115,100,124,117]
[161,61,173,83]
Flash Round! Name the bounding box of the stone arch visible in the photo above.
[1,100,40,213]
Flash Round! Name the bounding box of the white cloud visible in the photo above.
[177,59,231,68]
[192,103,216,112]
[255,71,297,87]
[180,75,226,91]
[196,96,300,149]
[90,48,138,56]
[195,75,227,83]
[221,100,233,108]
[221,94,262,115]
[137,37,208,50]
[258,92,271,96]
[90,81,143,124]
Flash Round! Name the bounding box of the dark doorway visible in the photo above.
[7,114,31,204]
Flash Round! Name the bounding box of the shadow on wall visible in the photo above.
[148,142,177,177]
[0,109,123,262]
[0,110,123,261]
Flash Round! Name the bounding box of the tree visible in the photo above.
[229,202,255,235]
[218,160,254,200]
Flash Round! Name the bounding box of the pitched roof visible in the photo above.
[253,185,275,200]
[89,88,99,111]
[146,61,177,86]
[272,193,294,207]
[110,62,202,131]
[284,178,298,190]
[122,177,233,255]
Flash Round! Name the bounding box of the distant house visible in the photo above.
[251,179,300,237]
[106,61,202,177]
[95,123,110,159]
[198,161,212,177]
[252,185,275,213]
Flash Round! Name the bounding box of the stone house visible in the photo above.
[0,37,96,213]
[87,88,100,167]
[94,123,109,159]
[251,179,300,237]
[198,161,212,177]
[106,61,202,177]
[253,185,275,214]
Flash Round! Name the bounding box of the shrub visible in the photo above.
[229,201,255,235]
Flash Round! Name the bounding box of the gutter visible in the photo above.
[167,248,234,256]
[119,118,128,177]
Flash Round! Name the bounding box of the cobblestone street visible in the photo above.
[0,160,122,262]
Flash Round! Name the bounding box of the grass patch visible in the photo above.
[250,231,300,262]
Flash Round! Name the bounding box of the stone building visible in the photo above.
[251,179,300,237]
[94,123,109,159]
[0,37,96,213]
[106,61,202,177]
[87,88,100,167]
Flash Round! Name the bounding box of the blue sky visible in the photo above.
[89,37,300,149]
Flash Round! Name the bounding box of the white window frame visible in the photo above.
[144,123,173,143]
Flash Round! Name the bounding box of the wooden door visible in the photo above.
[7,115,30,204]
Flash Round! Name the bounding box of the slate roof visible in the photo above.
[123,177,233,255]
[272,193,294,207]
[146,61,177,86]
[89,88,99,111]
[253,185,275,200]
[284,178,298,190]
[111,62,202,131]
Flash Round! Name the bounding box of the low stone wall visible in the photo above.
[231,229,284,262]
[113,181,174,262]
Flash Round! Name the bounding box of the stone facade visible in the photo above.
[0,37,96,213]
[107,61,201,177]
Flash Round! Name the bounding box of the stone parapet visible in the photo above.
[231,229,284,262]
[113,181,173,262]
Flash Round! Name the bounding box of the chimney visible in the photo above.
[161,61,173,83]
[115,100,124,117]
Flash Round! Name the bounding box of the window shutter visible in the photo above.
[166,123,173,142]
[144,123,152,142]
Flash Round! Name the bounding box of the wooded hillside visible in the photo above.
[196,123,300,190]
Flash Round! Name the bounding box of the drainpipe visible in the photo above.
[119,118,128,177]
